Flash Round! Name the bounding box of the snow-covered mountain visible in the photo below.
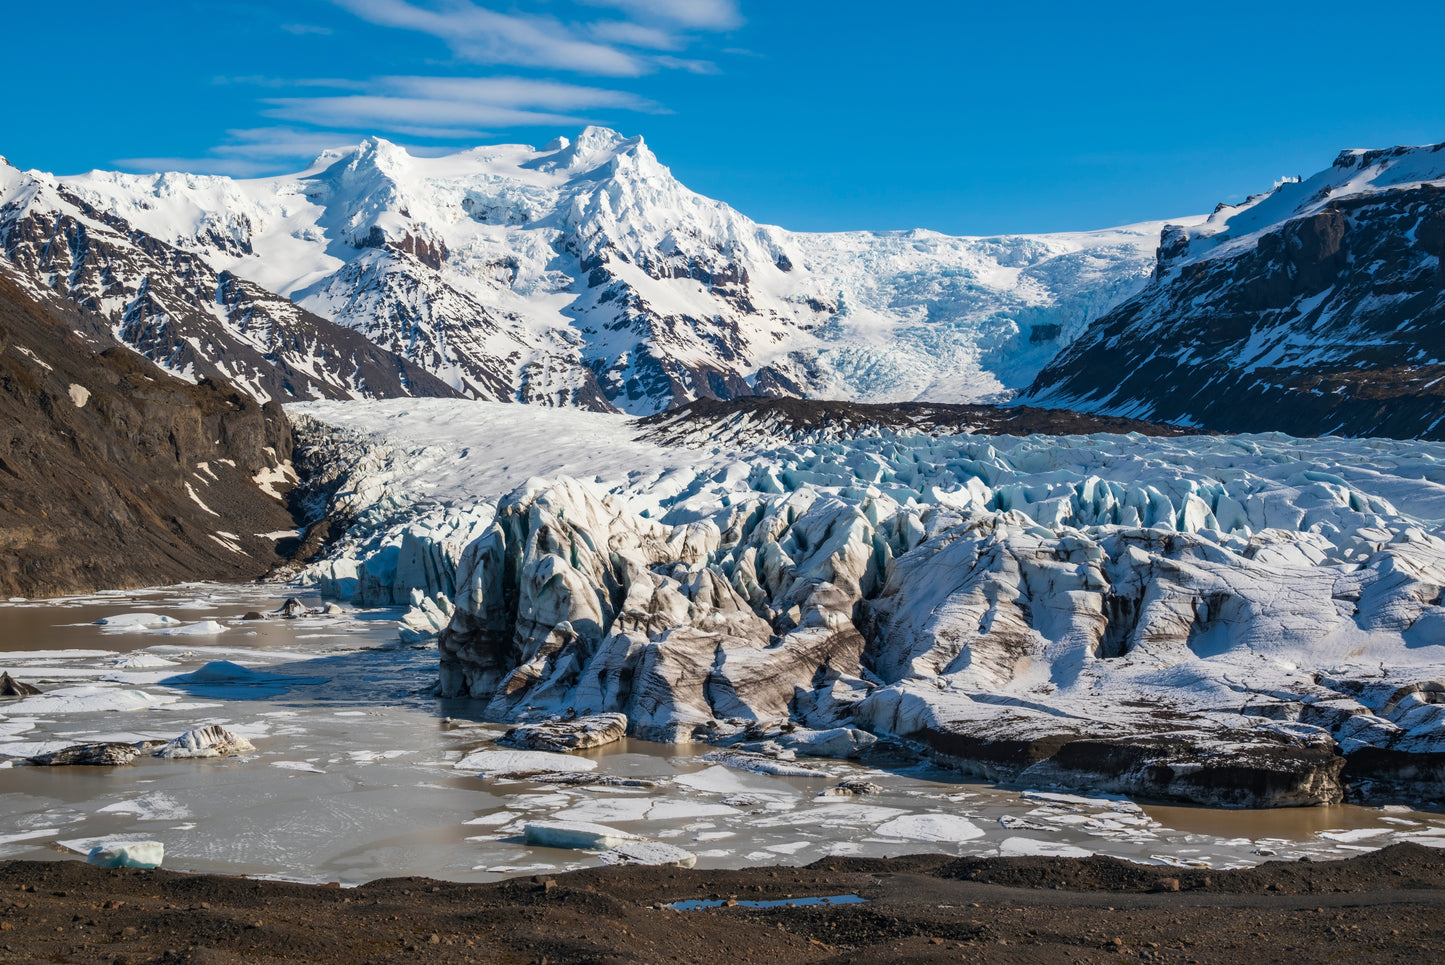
[1026,143,1445,437]
[58,128,1180,414]
[0,158,459,403]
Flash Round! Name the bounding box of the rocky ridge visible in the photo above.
[1026,143,1445,437]
[0,267,300,597]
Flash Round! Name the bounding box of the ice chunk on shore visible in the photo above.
[598,841,697,868]
[523,820,639,850]
[86,842,163,869]
[456,749,599,777]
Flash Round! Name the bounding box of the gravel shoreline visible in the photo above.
[1,844,1441,963]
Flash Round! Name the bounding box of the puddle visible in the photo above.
[664,895,867,911]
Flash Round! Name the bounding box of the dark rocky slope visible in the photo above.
[639,396,1198,447]
[0,270,301,597]
[1024,144,1445,438]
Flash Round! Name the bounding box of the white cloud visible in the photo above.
[580,0,742,30]
[280,23,334,36]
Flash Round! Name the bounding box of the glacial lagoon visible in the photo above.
[0,584,1440,885]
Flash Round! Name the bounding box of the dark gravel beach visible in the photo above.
[0,844,1441,964]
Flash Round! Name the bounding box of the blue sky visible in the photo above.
[6,0,1443,235]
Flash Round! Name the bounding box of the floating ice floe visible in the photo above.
[701,750,826,778]
[523,820,639,850]
[95,613,182,630]
[456,749,599,778]
[873,813,986,842]
[7,685,176,715]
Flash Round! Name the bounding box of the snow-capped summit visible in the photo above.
[51,130,1187,413]
[0,155,458,402]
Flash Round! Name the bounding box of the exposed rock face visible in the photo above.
[639,396,1197,448]
[1025,144,1445,438]
[0,159,460,404]
[0,270,299,598]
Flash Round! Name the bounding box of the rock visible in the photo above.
[522,821,639,851]
[1152,878,1181,893]
[86,843,163,869]
[154,725,255,760]
[0,672,40,697]
[819,778,884,798]
[276,598,309,618]
[27,742,141,767]
[240,611,266,621]
[499,714,628,752]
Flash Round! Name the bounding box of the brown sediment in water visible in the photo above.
[0,845,1440,964]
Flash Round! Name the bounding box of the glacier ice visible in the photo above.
[293,400,1445,806]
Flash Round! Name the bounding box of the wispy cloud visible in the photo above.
[115,128,373,176]
[281,23,334,36]
[264,75,663,136]
[328,0,648,75]
[148,1,739,175]
[580,0,743,30]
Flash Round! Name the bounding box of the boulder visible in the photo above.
[27,742,141,767]
[0,672,40,697]
[498,714,628,752]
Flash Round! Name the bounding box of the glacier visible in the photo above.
[289,399,1445,807]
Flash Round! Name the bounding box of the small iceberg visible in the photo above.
[87,842,163,869]
[523,820,639,851]
[160,661,327,698]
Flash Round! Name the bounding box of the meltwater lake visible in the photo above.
[0,584,1441,885]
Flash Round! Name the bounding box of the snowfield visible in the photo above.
[290,399,1445,808]
[57,128,1191,412]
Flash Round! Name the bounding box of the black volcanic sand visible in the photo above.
[1,845,1441,964]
